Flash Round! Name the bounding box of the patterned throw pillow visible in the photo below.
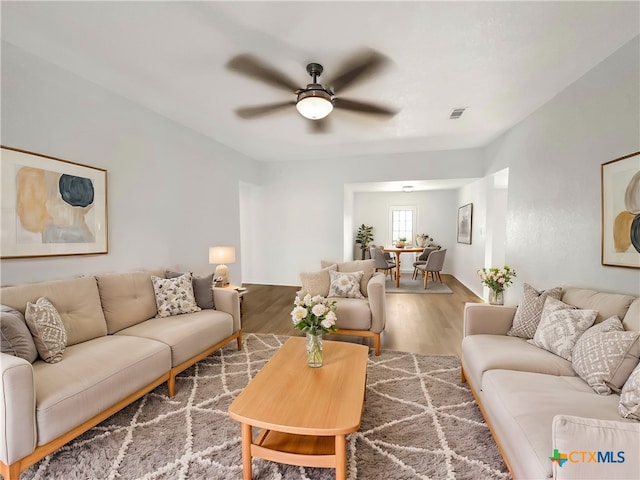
[328,270,365,299]
[619,363,640,420]
[527,297,597,361]
[151,273,201,318]
[166,271,215,309]
[572,317,640,394]
[24,297,67,363]
[508,284,562,338]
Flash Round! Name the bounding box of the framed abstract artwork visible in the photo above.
[1,146,108,258]
[601,151,640,268]
[457,203,473,244]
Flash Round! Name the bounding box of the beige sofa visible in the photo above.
[461,287,640,480]
[0,270,241,480]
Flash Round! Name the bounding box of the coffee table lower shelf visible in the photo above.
[242,424,348,478]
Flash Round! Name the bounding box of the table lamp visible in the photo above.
[209,246,236,286]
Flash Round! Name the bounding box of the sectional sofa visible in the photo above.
[462,287,640,480]
[0,269,241,480]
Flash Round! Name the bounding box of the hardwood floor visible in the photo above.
[240,274,482,358]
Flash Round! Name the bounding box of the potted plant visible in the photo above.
[355,224,374,260]
[396,237,407,248]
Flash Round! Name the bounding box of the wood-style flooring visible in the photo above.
[240,274,482,358]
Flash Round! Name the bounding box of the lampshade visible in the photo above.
[209,246,236,265]
[296,89,333,120]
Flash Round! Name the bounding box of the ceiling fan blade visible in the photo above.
[308,117,331,134]
[325,49,390,93]
[226,54,300,92]
[333,98,398,116]
[235,101,296,119]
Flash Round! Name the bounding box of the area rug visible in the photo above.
[385,275,453,294]
[23,334,509,480]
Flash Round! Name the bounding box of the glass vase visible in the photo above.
[306,333,323,368]
[489,290,504,305]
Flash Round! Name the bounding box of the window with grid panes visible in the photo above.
[389,207,416,243]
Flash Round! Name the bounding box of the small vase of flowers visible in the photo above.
[291,293,338,367]
[477,266,516,305]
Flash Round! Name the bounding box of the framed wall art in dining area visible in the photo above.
[1,146,108,258]
[601,151,640,268]
[457,203,473,245]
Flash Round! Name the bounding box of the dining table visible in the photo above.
[382,246,425,288]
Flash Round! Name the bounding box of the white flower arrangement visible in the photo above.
[291,293,338,335]
[477,266,516,293]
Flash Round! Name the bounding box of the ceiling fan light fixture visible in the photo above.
[296,88,333,120]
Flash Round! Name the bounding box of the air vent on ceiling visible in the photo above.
[449,107,467,120]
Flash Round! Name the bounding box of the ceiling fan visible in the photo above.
[226,49,398,132]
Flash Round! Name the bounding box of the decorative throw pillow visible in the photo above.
[321,259,375,297]
[151,273,201,318]
[24,297,67,363]
[328,270,365,299]
[300,264,337,297]
[619,363,640,420]
[572,316,640,394]
[508,284,562,338]
[527,297,597,361]
[166,271,215,309]
[1,305,38,363]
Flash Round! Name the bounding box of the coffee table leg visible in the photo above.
[335,434,347,480]
[241,423,252,480]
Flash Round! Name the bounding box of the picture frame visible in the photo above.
[601,151,640,269]
[1,146,108,258]
[457,203,473,244]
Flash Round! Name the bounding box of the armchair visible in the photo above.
[299,259,386,355]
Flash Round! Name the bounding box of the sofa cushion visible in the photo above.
[1,305,38,363]
[0,276,107,346]
[561,287,635,324]
[623,298,640,332]
[462,335,575,392]
[25,297,67,364]
[300,264,337,297]
[321,259,374,297]
[480,370,633,480]
[328,270,365,299]
[332,298,372,331]
[572,317,640,394]
[151,273,201,317]
[96,270,164,334]
[528,297,597,361]
[619,362,640,420]
[166,271,215,310]
[508,283,562,338]
[34,335,170,445]
[115,310,233,366]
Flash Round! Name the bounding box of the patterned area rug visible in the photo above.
[24,334,509,480]
[385,275,453,294]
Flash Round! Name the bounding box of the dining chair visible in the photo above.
[412,246,439,279]
[371,246,395,278]
[415,249,447,289]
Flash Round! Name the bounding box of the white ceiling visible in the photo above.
[2,1,639,163]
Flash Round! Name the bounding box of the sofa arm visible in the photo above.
[552,415,640,480]
[367,272,386,334]
[0,353,36,465]
[463,303,517,336]
[213,288,241,333]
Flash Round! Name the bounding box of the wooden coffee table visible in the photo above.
[228,337,369,480]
